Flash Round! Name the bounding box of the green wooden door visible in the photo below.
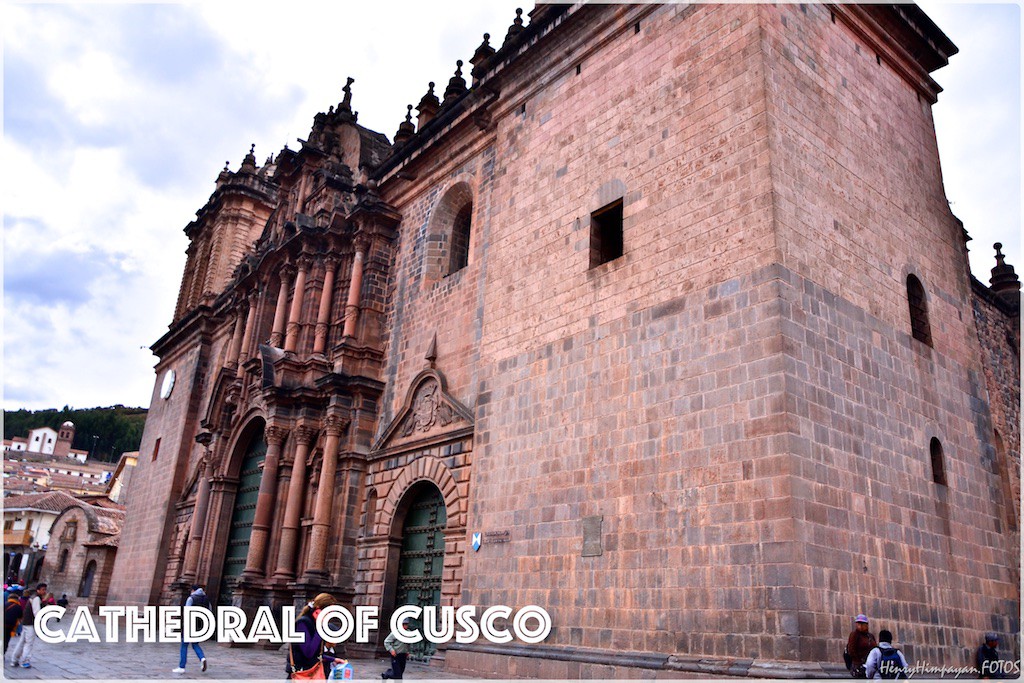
[395,484,447,660]
[219,425,266,605]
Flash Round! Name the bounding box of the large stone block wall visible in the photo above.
[445,3,794,660]
[775,265,1019,665]
[107,335,217,606]
[479,4,777,366]
[466,267,795,659]
[760,3,975,360]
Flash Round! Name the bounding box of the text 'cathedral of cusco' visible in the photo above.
[109,4,1020,677]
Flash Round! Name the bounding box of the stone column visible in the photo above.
[301,414,347,582]
[270,266,294,348]
[241,424,288,580]
[342,241,368,339]
[313,258,339,354]
[284,257,310,352]
[225,306,246,370]
[180,454,215,583]
[237,292,257,377]
[272,425,316,581]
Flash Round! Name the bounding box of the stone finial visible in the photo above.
[443,60,468,105]
[216,161,232,188]
[239,143,257,173]
[393,104,415,146]
[503,8,525,46]
[470,33,497,85]
[425,332,438,368]
[417,81,440,129]
[990,242,1021,299]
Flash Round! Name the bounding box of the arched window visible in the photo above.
[906,274,932,346]
[930,437,947,486]
[424,181,474,287]
[448,203,472,274]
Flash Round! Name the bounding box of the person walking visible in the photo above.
[7,582,46,668]
[287,592,339,679]
[976,632,1003,678]
[3,590,23,655]
[173,584,210,674]
[846,614,878,677]
[381,617,412,680]
[865,629,909,679]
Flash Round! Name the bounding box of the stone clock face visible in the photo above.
[160,369,176,400]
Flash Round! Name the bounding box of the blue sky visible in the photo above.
[2,2,1020,411]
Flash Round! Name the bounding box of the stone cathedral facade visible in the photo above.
[108,3,1020,677]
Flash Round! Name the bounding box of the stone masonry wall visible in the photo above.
[759,2,1019,667]
[457,3,790,662]
[107,332,219,606]
[972,289,1021,567]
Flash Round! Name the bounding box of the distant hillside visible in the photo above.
[3,405,147,464]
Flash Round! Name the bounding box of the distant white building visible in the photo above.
[3,421,88,462]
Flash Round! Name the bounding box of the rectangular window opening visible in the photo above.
[152,437,161,462]
[589,199,624,269]
[575,63,581,75]
[634,22,641,34]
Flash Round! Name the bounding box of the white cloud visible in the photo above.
[2,2,1019,412]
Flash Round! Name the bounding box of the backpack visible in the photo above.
[878,648,906,679]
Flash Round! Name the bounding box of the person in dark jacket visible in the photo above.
[846,614,878,677]
[287,593,338,679]
[3,590,23,654]
[977,632,1003,678]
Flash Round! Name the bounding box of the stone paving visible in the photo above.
[2,620,477,681]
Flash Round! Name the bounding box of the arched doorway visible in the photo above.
[394,482,447,660]
[219,421,267,605]
[79,560,97,598]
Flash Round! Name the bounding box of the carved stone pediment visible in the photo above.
[373,369,473,453]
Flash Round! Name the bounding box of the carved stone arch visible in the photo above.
[373,368,474,453]
[223,412,268,479]
[378,455,465,537]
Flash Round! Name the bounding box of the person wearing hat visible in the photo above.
[846,614,877,677]
[7,582,46,668]
[976,632,1003,678]
[3,589,23,655]
[173,583,210,674]
[382,616,413,680]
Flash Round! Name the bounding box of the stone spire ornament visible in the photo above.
[990,242,1021,305]
[443,60,468,105]
[239,143,257,173]
[470,33,497,85]
[393,104,415,146]
[425,332,438,368]
[503,8,525,46]
[417,81,440,129]
[216,160,232,188]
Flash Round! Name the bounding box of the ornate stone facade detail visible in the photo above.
[400,379,453,436]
